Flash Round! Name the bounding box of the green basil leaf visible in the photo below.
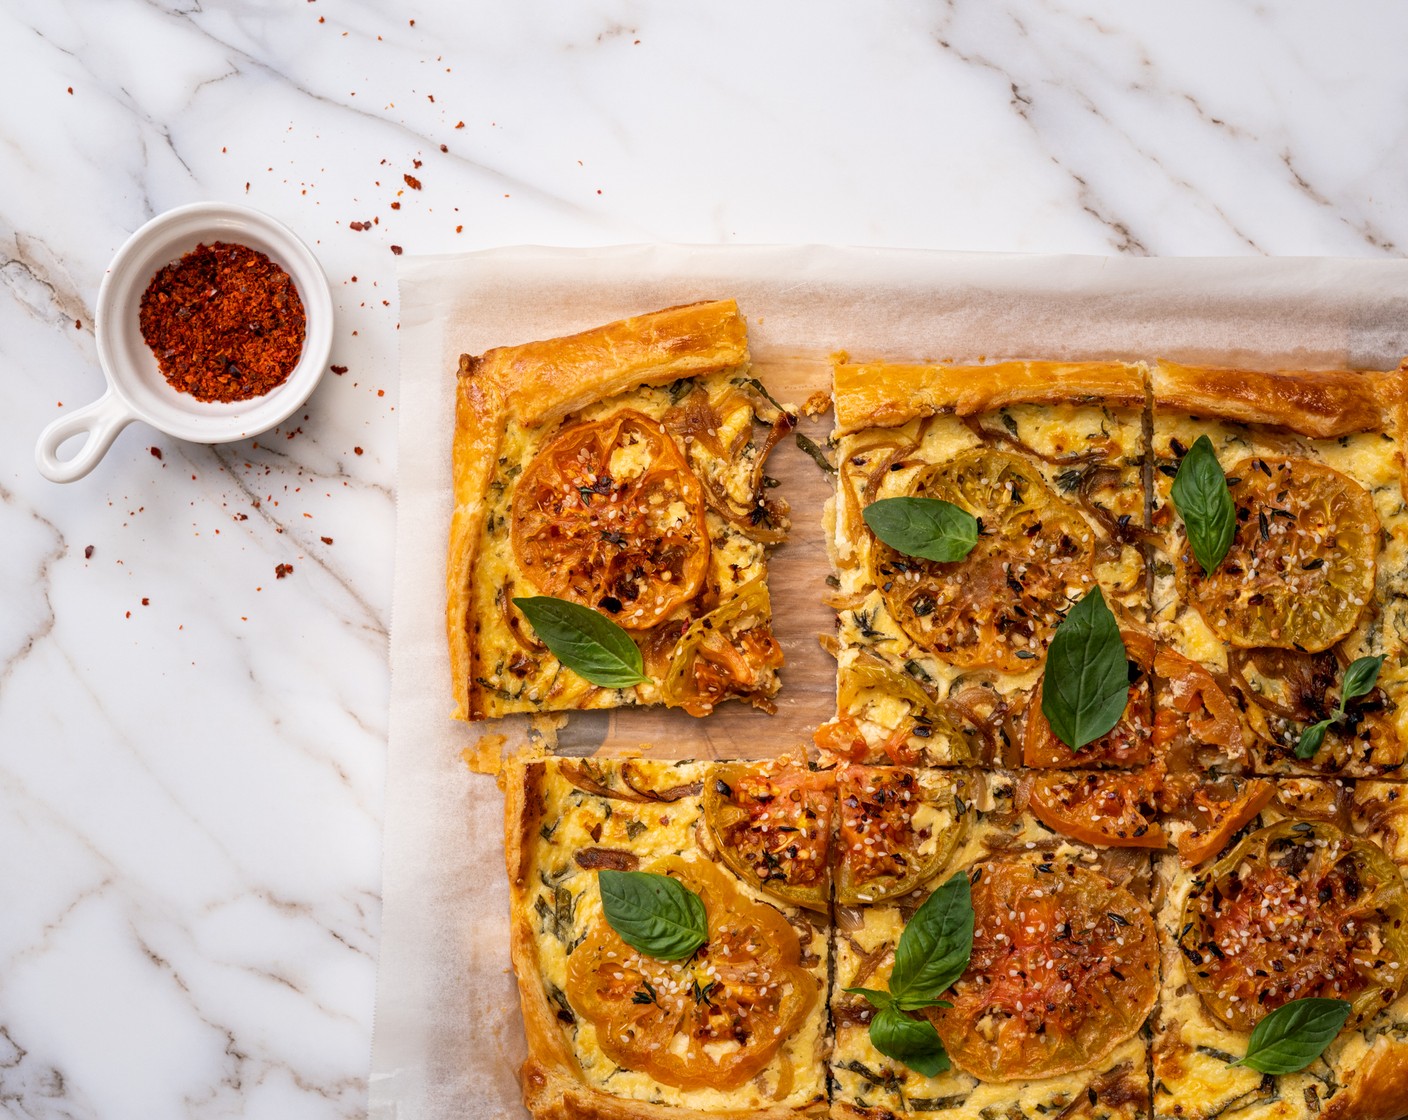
[1296,719,1332,760]
[844,987,894,1011]
[512,596,650,688]
[1234,997,1351,1075]
[889,872,974,1005]
[868,1004,950,1078]
[1039,587,1129,751]
[863,497,979,563]
[1338,655,1385,710]
[597,870,707,961]
[1171,434,1236,575]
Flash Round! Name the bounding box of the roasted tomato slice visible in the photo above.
[929,858,1158,1081]
[834,766,970,905]
[1181,456,1377,652]
[1152,646,1245,771]
[873,449,1096,672]
[1027,770,1167,849]
[1171,777,1274,866]
[703,761,833,912]
[511,410,710,629]
[1180,820,1408,1032]
[1025,631,1155,767]
[566,855,818,1090]
[660,578,782,716]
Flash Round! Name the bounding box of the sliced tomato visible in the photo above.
[1181,456,1377,652]
[703,761,833,912]
[929,858,1159,1081]
[662,579,782,716]
[834,766,969,905]
[873,449,1096,672]
[512,410,709,629]
[1180,820,1408,1032]
[1024,630,1155,767]
[1152,646,1245,771]
[812,716,871,761]
[1172,778,1274,866]
[566,855,817,1089]
[1027,769,1167,849]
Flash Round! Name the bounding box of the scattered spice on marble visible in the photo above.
[141,598,150,606]
[403,173,422,190]
[84,545,94,559]
[275,563,294,579]
[390,245,403,255]
[150,447,162,459]
[139,241,306,403]
[321,536,334,545]
[331,364,348,375]
[354,446,364,456]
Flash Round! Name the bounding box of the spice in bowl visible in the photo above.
[138,241,307,403]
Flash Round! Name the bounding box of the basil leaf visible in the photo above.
[1296,719,1331,759]
[863,497,979,563]
[597,869,707,961]
[1339,655,1385,707]
[512,596,650,688]
[1234,997,1351,1075]
[868,1004,950,1078]
[1040,587,1129,750]
[889,872,974,1006]
[844,987,894,1010]
[1171,434,1236,575]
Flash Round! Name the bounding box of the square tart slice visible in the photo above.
[1149,359,1408,777]
[1153,777,1408,1120]
[830,769,1157,1120]
[449,300,793,721]
[505,755,831,1120]
[820,357,1150,769]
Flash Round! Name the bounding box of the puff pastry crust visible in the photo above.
[448,300,787,720]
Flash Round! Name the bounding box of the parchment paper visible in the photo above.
[371,246,1408,1119]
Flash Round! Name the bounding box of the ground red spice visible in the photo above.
[275,563,294,579]
[139,241,306,403]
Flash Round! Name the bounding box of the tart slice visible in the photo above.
[1152,778,1408,1120]
[820,357,1150,767]
[829,769,1156,1120]
[449,300,792,720]
[506,755,830,1119]
[1149,359,1408,776]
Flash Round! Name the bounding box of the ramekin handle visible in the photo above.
[35,391,137,482]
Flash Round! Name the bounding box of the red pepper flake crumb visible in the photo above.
[390,245,403,255]
[235,513,249,521]
[455,121,464,129]
[75,318,82,329]
[321,536,334,545]
[126,611,131,619]
[403,173,422,190]
[275,563,294,579]
[349,220,371,231]
[409,18,415,25]
[455,225,463,233]
[354,446,364,455]
[413,159,423,169]
[439,144,448,153]
[84,545,94,559]
[142,598,150,606]
[377,389,385,397]
[390,201,401,210]
[150,446,163,459]
[331,364,348,374]
[67,86,73,94]
[139,242,306,403]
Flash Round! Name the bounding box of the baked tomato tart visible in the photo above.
[448,300,791,720]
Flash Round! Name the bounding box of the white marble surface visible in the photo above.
[4,2,1408,1117]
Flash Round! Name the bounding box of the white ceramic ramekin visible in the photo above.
[36,201,334,482]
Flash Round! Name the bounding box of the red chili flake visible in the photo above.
[84,545,94,559]
[321,536,334,545]
[67,86,73,94]
[235,513,249,521]
[125,611,131,619]
[275,563,294,579]
[455,225,463,233]
[439,144,447,153]
[354,446,364,455]
[349,220,370,231]
[74,318,82,329]
[376,389,385,397]
[390,245,403,255]
[455,121,464,129]
[331,364,348,374]
[139,242,306,403]
[409,18,415,25]
[413,158,423,169]
[150,447,163,460]
[403,173,422,190]
[390,201,401,210]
